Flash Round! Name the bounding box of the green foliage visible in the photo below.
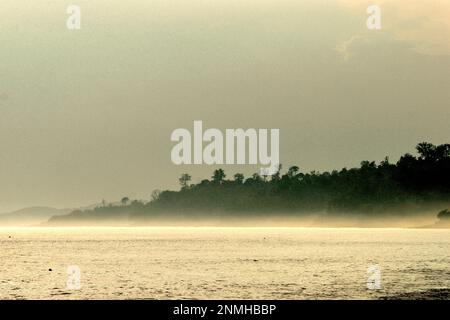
[146,142,449,215]
[233,173,244,184]
[179,173,191,190]
[58,142,450,221]
[212,169,226,184]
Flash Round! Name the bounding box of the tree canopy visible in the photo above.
[50,142,450,224]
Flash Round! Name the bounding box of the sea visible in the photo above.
[1,227,449,299]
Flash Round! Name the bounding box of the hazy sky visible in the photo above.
[0,0,449,212]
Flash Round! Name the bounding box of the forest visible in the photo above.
[48,142,450,224]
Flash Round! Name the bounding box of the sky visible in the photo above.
[0,0,449,212]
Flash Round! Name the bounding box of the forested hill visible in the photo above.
[48,142,450,224]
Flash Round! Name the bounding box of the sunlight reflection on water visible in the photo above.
[0,227,449,299]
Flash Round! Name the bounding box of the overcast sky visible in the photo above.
[0,0,449,212]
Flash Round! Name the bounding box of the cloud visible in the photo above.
[337,0,450,56]
[335,35,369,60]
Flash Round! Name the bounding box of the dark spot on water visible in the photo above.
[253,259,258,262]
[48,268,52,271]
[50,292,71,296]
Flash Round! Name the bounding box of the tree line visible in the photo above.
[143,142,450,216]
[49,142,450,223]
